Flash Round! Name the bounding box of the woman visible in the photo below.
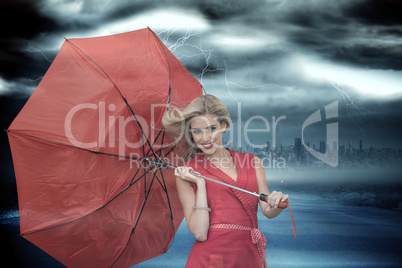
[162,94,289,268]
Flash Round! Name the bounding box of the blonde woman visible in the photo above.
[162,94,289,268]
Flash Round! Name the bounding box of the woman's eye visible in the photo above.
[207,126,216,131]
[191,129,201,134]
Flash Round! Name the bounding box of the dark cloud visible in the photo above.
[379,28,402,37]
[1,0,401,151]
[276,2,402,73]
[283,19,352,50]
[196,0,263,20]
[0,95,29,210]
[0,0,60,80]
[101,1,157,22]
[288,30,329,47]
[321,27,351,40]
[285,11,349,29]
[342,0,402,26]
[319,45,402,70]
[0,0,60,39]
[337,98,402,148]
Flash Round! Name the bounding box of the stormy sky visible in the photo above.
[1,0,402,149]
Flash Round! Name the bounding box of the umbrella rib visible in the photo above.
[145,126,164,157]
[152,168,166,191]
[158,169,173,217]
[9,130,176,237]
[147,140,177,160]
[153,124,176,238]
[142,127,176,189]
[142,128,176,231]
[20,165,157,236]
[158,169,177,253]
[143,168,177,253]
[6,129,141,161]
[149,28,172,108]
[202,85,207,94]
[129,159,145,185]
[110,166,160,267]
[64,38,159,160]
[7,129,176,173]
[143,160,147,195]
[7,129,175,185]
[153,143,177,163]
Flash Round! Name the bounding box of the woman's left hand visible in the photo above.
[265,191,289,211]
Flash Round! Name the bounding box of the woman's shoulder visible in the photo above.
[229,149,256,160]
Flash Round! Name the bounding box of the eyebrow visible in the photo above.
[190,124,217,129]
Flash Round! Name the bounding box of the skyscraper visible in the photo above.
[295,138,301,161]
[320,141,326,154]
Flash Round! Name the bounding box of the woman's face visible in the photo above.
[189,114,226,156]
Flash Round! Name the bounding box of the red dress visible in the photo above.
[183,149,267,268]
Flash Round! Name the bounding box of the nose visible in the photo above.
[201,131,212,142]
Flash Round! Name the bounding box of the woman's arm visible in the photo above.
[254,156,289,219]
[175,167,210,241]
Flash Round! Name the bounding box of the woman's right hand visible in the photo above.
[175,166,203,184]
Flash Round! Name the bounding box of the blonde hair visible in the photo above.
[162,94,231,162]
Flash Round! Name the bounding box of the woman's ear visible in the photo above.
[221,122,228,133]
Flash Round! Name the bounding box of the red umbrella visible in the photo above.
[7,28,202,267]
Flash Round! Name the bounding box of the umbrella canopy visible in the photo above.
[7,28,202,267]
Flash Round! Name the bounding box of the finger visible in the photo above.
[267,191,277,207]
[186,168,199,179]
[274,191,283,208]
[269,191,279,204]
[270,192,278,208]
[177,167,186,179]
[184,168,191,177]
[281,194,289,202]
[274,196,282,208]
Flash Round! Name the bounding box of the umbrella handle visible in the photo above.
[187,170,296,238]
[259,193,288,208]
[259,193,296,238]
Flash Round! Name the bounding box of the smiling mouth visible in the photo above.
[201,141,214,149]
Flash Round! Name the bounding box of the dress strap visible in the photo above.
[210,224,267,268]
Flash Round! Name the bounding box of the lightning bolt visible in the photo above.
[225,62,292,91]
[20,42,53,63]
[157,28,288,100]
[19,42,54,82]
[330,81,382,135]
[157,28,224,95]
[157,29,290,151]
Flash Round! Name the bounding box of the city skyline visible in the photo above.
[224,134,401,169]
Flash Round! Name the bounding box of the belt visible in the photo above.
[209,223,267,268]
